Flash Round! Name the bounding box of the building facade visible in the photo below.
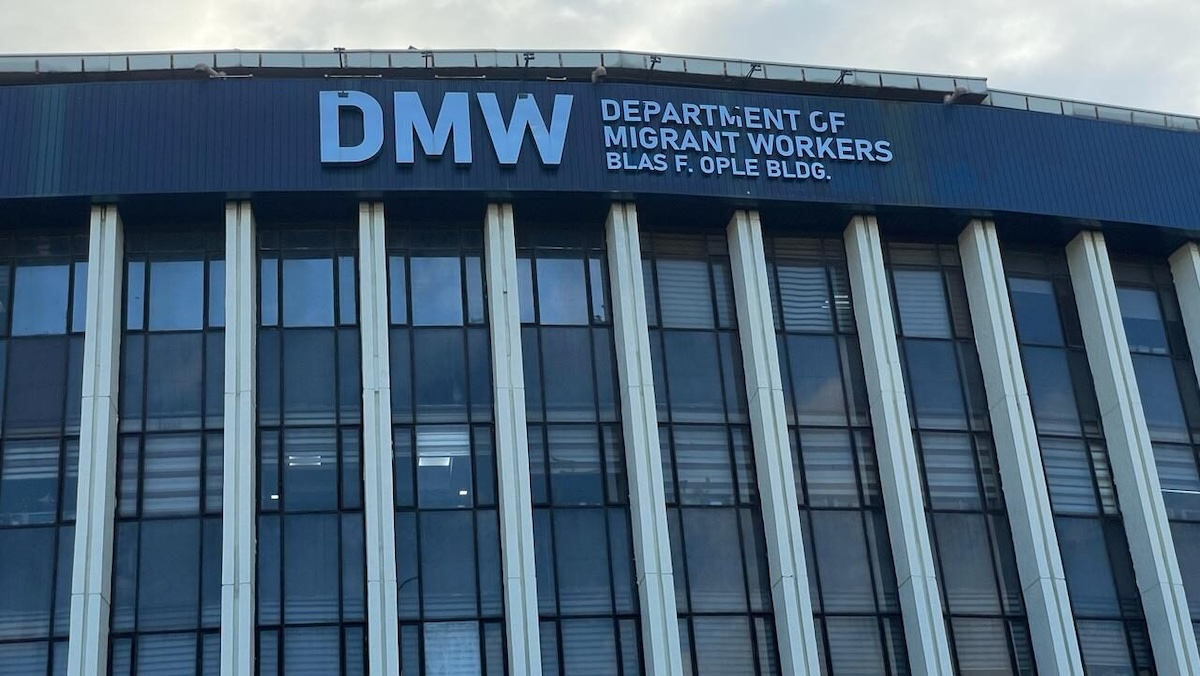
[1,49,1200,676]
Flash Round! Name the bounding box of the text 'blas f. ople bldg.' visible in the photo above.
[0,47,1199,676]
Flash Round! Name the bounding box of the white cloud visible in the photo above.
[0,0,1196,114]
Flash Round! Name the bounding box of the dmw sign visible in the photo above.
[319,91,574,166]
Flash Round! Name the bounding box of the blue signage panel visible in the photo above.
[0,78,1198,233]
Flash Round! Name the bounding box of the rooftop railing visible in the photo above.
[0,48,1195,132]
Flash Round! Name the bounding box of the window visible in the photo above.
[518,226,642,676]
[766,236,907,674]
[0,232,87,676]
[886,243,1034,674]
[643,233,778,676]
[257,226,365,675]
[109,230,224,676]
[1112,256,1200,651]
[388,222,506,676]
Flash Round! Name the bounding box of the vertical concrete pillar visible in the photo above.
[67,205,124,675]
[359,202,402,676]
[484,203,542,676]
[843,215,953,676]
[726,210,820,676]
[957,220,1083,674]
[1067,231,1200,675]
[605,203,684,676]
[221,201,257,676]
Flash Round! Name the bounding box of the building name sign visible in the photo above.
[601,98,893,181]
[319,90,894,182]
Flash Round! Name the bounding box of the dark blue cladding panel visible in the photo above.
[1,78,1199,232]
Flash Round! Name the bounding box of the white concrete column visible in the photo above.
[1067,231,1200,675]
[359,203,402,676]
[843,215,953,676]
[67,205,124,676]
[484,203,542,676]
[605,203,684,676]
[221,201,257,676]
[726,210,820,676]
[957,220,1084,674]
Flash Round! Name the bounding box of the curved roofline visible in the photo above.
[0,47,1196,133]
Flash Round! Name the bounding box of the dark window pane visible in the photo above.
[420,511,479,618]
[411,257,464,326]
[1077,620,1135,674]
[921,432,982,510]
[548,426,602,506]
[1022,346,1082,436]
[126,261,146,330]
[281,330,337,423]
[785,335,846,427]
[283,514,341,624]
[413,329,467,421]
[553,510,613,615]
[282,427,338,512]
[11,265,69,336]
[663,332,724,422]
[1056,517,1121,617]
[540,328,596,422]
[137,520,201,631]
[6,337,67,434]
[282,258,334,327]
[283,626,341,676]
[904,339,967,428]
[537,259,589,326]
[1117,287,1168,353]
[680,508,747,613]
[0,528,55,638]
[1008,276,1064,346]
[1131,355,1190,442]
[144,333,204,430]
[810,511,876,613]
[933,512,1000,614]
[797,428,858,507]
[148,261,204,330]
[389,256,408,325]
[1041,437,1099,516]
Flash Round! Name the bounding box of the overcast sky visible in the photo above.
[1,0,1197,115]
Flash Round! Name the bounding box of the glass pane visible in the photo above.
[785,335,846,427]
[389,256,408,324]
[537,258,589,326]
[411,257,464,326]
[663,333,724,422]
[810,511,876,613]
[893,269,950,338]
[776,263,832,332]
[825,616,887,674]
[561,619,618,676]
[951,617,1014,675]
[905,340,966,428]
[416,425,473,509]
[283,626,341,676]
[680,508,747,612]
[1056,517,1121,616]
[142,434,202,516]
[656,259,713,329]
[425,621,481,675]
[421,511,479,618]
[553,510,612,615]
[1117,287,1168,353]
[691,616,754,676]
[921,432,981,510]
[148,261,204,330]
[1022,346,1082,436]
[1008,277,1064,346]
[12,265,69,336]
[283,514,341,624]
[673,426,734,506]
[933,512,1000,614]
[282,258,334,327]
[0,528,55,639]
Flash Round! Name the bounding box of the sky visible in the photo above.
[1,0,1197,116]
